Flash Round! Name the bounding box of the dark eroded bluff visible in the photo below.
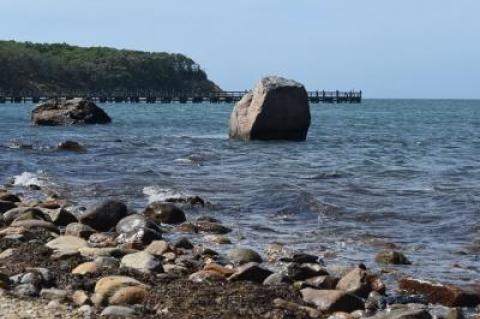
[31,98,111,126]
[229,76,311,141]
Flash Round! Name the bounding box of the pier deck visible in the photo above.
[0,90,362,104]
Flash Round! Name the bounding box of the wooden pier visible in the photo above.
[0,90,362,104]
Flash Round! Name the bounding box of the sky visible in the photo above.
[1,0,479,99]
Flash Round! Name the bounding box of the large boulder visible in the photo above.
[229,76,311,141]
[80,201,128,232]
[31,98,111,126]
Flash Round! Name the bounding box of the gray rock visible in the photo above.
[285,263,329,281]
[196,221,231,234]
[14,283,38,297]
[100,305,138,317]
[115,214,161,233]
[40,288,68,301]
[144,202,186,225]
[32,98,111,126]
[45,236,88,257]
[65,222,96,239]
[228,248,263,265]
[45,208,77,226]
[116,227,162,246]
[80,200,128,232]
[145,240,170,256]
[120,251,163,273]
[229,262,273,283]
[263,273,292,286]
[336,266,372,298]
[10,220,59,233]
[174,237,193,249]
[229,76,311,141]
[300,288,364,312]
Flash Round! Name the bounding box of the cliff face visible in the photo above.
[0,40,220,94]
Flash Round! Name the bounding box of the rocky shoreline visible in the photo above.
[0,186,479,319]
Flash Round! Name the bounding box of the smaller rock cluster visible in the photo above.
[0,187,479,318]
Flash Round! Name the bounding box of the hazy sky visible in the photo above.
[1,0,479,98]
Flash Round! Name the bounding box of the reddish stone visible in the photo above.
[399,278,480,307]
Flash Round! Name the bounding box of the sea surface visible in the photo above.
[1,100,479,285]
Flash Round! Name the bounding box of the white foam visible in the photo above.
[143,186,192,203]
[13,171,47,187]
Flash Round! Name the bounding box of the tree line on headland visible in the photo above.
[0,40,220,95]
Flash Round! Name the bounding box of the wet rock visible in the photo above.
[193,246,219,258]
[88,232,118,248]
[32,98,112,126]
[204,234,232,245]
[229,262,273,283]
[285,263,329,281]
[175,222,198,233]
[45,208,77,226]
[120,251,163,273]
[369,307,432,319]
[336,266,373,298]
[189,270,226,283]
[92,276,148,306]
[301,288,364,312]
[101,305,138,317]
[80,200,128,232]
[116,227,162,246]
[144,202,186,225]
[11,219,59,233]
[72,290,90,306]
[0,193,21,203]
[447,308,465,319]
[228,248,263,265]
[116,214,161,234]
[0,202,20,217]
[165,195,206,208]
[57,140,86,152]
[229,76,311,141]
[196,220,232,234]
[145,240,170,256]
[399,278,480,307]
[174,237,193,249]
[40,288,68,301]
[263,273,293,286]
[280,253,321,264]
[46,235,88,257]
[376,250,411,265]
[65,222,96,239]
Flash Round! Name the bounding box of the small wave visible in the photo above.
[13,171,48,188]
[143,185,193,203]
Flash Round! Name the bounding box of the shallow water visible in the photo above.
[1,100,479,285]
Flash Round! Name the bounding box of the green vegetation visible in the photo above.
[0,40,220,94]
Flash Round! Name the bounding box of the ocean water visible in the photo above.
[1,100,479,285]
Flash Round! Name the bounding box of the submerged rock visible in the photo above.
[57,140,86,152]
[32,98,111,126]
[229,76,311,141]
[375,250,411,265]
